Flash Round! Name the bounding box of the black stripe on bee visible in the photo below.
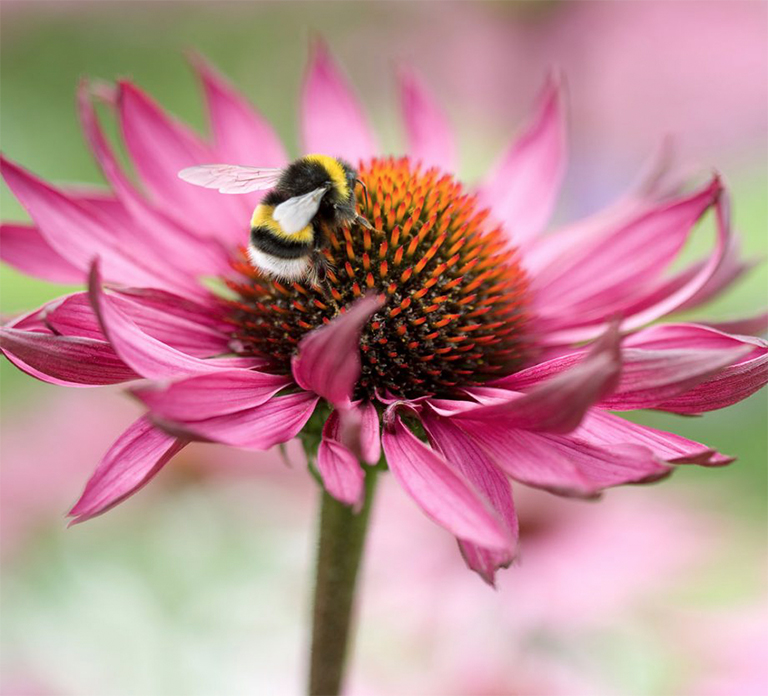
[250,227,313,259]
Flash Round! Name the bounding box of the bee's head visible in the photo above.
[337,159,359,206]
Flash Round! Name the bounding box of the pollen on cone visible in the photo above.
[228,157,530,399]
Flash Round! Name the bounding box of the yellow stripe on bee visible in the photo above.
[251,204,314,243]
[304,154,349,200]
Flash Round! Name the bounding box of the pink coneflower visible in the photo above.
[1,45,766,584]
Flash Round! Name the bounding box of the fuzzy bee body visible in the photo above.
[179,154,369,285]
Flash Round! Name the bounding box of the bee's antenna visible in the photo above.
[355,178,369,210]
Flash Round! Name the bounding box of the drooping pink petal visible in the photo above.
[77,82,232,277]
[359,400,381,465]
[0,156,166,289]
[421,412,518,585]
[399,68,456,172]
[117,81,248,238]
[456,420,671,496]
[453,321,621,433]
[0,223,82,283]
[577,410,733,467]
[132,369,291,420]
[191,53,288,168]
[88,262,223,379]
[537,177,731,343]
[317,417,365,508]
[292,294,384,408]
[68,416,188,524]
[301,41,377,162]
[0,327,137,386]
[382,414,509,550]
[477,73,566,247]
[155,391,318,450]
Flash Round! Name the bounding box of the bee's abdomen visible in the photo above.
[250,227,313,259]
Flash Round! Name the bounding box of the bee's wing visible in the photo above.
[178,164,282,194]
[273,186,328,234]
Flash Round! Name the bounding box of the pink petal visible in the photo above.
[68,416,188,524]
[654,345,768,414]
[323,407,379,466]
[537,177,731,343]
[599,324,759,410]
[0,156,165,289]
[454,322,621,433]
[78,82,232,277]
[399,68,456,172]
[117,81,248,238]
[47,291,229,357]
[0,326,137,386]
[301,41,377,162]
[191,53,288,168]
[577,410,733,467]
[522,137,685,276]
[359,400,381,465]
[421,412,518,585]
[318,417,365,508]
[88,262,222,379]
[705,312,768,337]
[382,414,509,550]
[457,420,670,496]
[156,391,319,450]
[132,369,291,420]
[477,73,566,247]
[0,223,82,283]
[292,294,384,408]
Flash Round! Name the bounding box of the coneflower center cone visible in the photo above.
[228,157,530,400]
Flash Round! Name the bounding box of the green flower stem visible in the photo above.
[308,469,378,696]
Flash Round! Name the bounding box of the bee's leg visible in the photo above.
[354,213,376,231]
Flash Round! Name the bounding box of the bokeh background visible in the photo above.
[1,1,766,694]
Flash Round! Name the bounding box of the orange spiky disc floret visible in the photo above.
[227,157,531,400]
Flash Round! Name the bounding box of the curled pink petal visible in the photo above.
[382,414,509,550]
[68,416,188,524]
[478,73,566,247]
[156,391,319,450]
[301,41,377,161]
[292,294,384,408]
[47,291,229,358]
[318,417,365,508]
[132,369,291,420]
[453,321,621,433]
[422,413,518,586]
[359,401,381,465]
[0,223,82,283]
[191,53,287,168]
[538,177,731,343]
[88,262,222,379]
[0,327,137,386]
[577,410,733,467]
[399,68,456,172]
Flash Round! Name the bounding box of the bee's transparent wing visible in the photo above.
[178,164,282,194]
[273,186,328,234]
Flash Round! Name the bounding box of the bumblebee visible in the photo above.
[179,154,372,285]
